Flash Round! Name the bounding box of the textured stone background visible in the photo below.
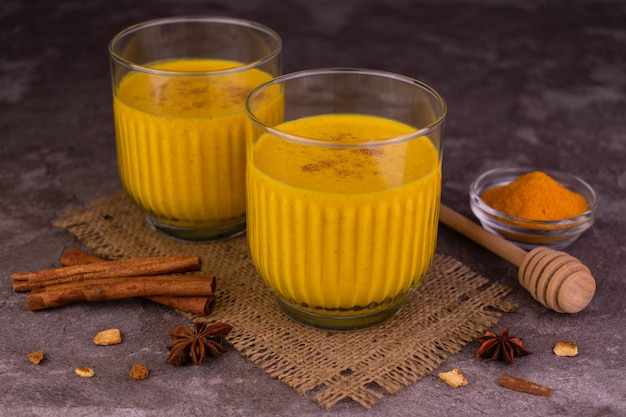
[1,0,624,416]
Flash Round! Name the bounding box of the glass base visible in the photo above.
[146,215,246,242]
[275,297,404,331]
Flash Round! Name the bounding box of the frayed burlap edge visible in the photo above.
[54,192,516,409]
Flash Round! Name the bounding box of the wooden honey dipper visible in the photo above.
[438,204,596,313]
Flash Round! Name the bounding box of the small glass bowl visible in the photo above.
[469,167,598,250]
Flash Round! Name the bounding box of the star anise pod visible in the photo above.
[475,328,533,365]
[166,322,233,366]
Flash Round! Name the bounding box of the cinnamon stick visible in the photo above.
[26,274,216,311]
[12,255,202,292]
[147,294,215,315]
[58,248,215,316]
[60,247,104,266]
[498,374,554,397]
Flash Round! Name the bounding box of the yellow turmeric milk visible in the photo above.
[481,171,588,221]
[113,58,279,230]
[247,114,441,316]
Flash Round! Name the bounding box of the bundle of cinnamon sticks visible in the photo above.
[10,248,216,316]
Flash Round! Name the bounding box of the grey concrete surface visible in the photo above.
[1,0,624,416]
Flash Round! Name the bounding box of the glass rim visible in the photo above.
[108,15,282,77]
[245,67,447,148]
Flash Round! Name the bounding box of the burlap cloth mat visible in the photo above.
[54,192,516,409]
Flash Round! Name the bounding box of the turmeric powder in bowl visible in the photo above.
[480,171,588,221]
[469,167,597,250]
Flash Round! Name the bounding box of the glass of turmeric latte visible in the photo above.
[109,17,282,241]
[246,69,446,330]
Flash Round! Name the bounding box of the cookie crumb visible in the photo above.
[75,367,95,378]
[438,368,468,388]
[553,341,578,357]
[27,350,45,365]
[93,328,122,346]
[129,364,149,380]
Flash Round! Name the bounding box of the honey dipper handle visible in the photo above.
[439,204,527,267]
[439,204,596,313]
